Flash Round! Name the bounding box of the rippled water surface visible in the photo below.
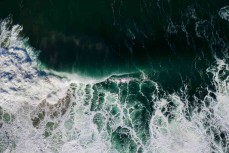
[0,1,229,153]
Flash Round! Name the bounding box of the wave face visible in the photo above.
[0,4,229,153]
[1,0,228,78]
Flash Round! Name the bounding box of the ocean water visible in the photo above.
[0,1,229,153]
[0,0,228,77]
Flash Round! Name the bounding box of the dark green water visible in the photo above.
[0,0,228,77]
[0,1,229,153]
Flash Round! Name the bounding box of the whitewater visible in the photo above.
[0,7,229,153]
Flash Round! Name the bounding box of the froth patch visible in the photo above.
[0,47,69,111]
[149,98,210,153]
[219,6,229,21]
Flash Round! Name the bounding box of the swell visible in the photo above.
[1,0,228,78]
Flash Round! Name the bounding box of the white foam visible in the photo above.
[0,18,70,111]
[147,56,229,153]
[219,6,229,21]
[148,97,210,153]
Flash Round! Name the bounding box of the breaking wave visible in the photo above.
[0,9,229,153]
